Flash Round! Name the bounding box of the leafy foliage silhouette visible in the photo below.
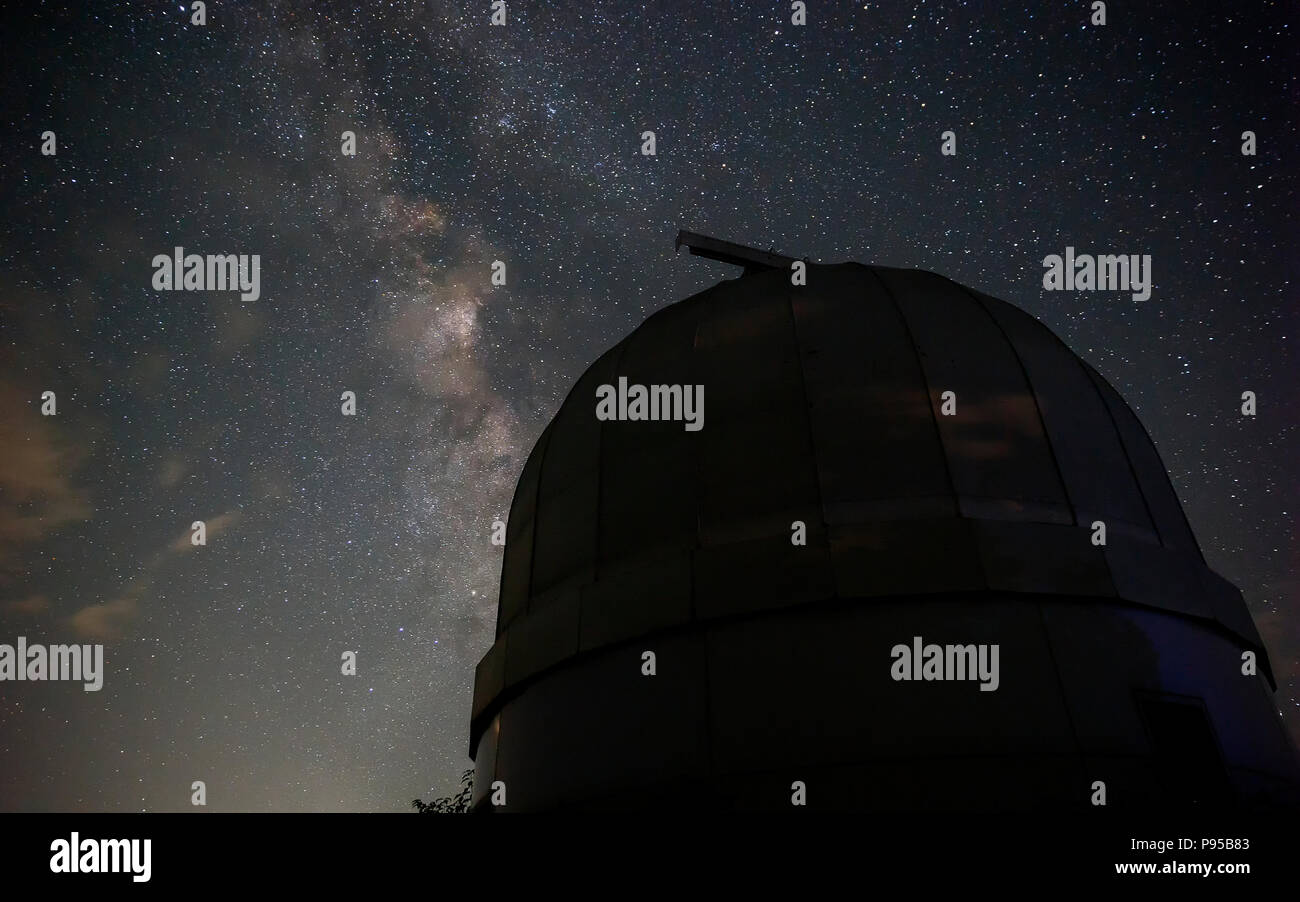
[412,768,473,813]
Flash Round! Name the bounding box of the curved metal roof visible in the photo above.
[471,262,1271,746]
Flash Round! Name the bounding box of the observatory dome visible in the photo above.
[469,260,1299,812]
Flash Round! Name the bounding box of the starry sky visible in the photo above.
[0,0,1295,811]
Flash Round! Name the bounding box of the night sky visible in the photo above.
[1,0,1296,811]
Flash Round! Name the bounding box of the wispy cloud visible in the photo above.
[3,594,49,616]
[0,380,93,589]
[68,592,141,642]
[67,510,246,640]
[169,511,243,554]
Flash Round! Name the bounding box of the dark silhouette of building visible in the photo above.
[468,234,1300,812]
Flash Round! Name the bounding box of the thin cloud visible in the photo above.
[0,380,93,587]
[3,594,49,616]
[68,593,140,642]
[169,511,243,554]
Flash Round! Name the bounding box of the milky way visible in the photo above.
[1,1,1295,810]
